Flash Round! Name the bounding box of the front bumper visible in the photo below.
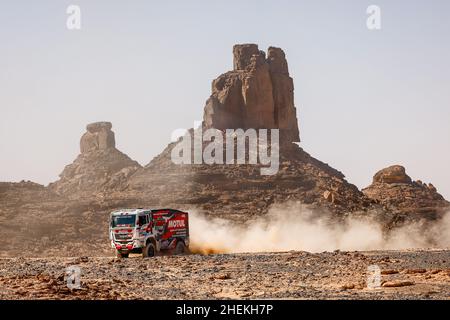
[111,240,142,251]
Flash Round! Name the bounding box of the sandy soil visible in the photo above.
[0,249,448,300]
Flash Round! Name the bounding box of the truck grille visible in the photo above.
[114,233,132,240]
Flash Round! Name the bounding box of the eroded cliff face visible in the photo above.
[203,44,300,143]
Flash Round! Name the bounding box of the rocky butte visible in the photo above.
[126,44,372,220]
[49,121,141,197]
[203,44,300,143]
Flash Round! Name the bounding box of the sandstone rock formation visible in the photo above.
[203,44,300,142]
[80,122,115,153]
[373,165,412,184]
[363,165,449,217]
[49,122,141,197]
[126,45,372,220]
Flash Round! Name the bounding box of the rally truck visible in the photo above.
[109,208,189,258]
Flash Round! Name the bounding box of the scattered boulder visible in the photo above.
[340,283,356,290]
[381,270,400,275]
[211,273,231,280]
[427,183,437,193]
[323,190,339,204]
[373,165,412,184]
[382,280,415,288]
[403,269,427,274]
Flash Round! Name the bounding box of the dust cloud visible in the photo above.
[189,203,450,254]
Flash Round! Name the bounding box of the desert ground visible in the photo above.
[0,250,448,300]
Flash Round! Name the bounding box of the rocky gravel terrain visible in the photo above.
[0,250,448,300]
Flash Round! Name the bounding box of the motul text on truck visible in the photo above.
[109,208,189,258]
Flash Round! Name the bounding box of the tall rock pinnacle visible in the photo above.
[50,122,141,197]
[80,122,116,153]
[203,44,300,142]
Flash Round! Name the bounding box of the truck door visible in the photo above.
[137,214,149,237]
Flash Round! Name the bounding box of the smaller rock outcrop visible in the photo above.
[80,122,115,153]
[363,165,449,216]
[50,122,141,197]
[372,165,412,184]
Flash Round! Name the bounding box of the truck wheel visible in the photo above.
[174,241,187,255]
[143,242,156,258]
[116,251,129,258]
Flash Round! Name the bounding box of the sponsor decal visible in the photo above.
[168,219,185,228]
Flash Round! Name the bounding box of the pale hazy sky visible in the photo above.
[1,0,449,199]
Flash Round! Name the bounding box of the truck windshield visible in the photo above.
[111,215,136,227]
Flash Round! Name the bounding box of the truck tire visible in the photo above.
[116,251,129,258]
[143,242,156,258]
[174,241,188,255]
